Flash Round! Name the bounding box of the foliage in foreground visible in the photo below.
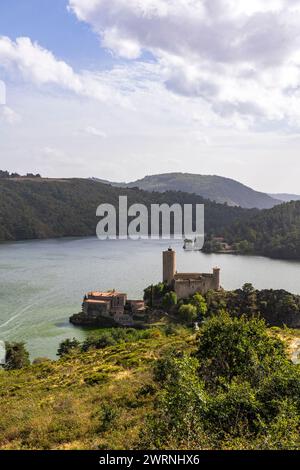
[0,318,299,450]
[0,325,191,450]
[142,313,300,450]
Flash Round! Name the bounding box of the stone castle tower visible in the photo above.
[212,267,220,291]
[163,248,176,286]
[162,248,220,298]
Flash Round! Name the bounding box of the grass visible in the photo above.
[0,325,194,450]
[0,323,298,450]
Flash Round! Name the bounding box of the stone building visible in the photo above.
[71,290,146,327]
[163,248,220,299]
[83,291,127,316]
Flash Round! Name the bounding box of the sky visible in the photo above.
[0,0,300,193]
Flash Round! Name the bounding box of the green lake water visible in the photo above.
[0,237,299,359]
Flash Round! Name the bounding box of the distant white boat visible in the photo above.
[183,236,203,251]
[183,238,194,251]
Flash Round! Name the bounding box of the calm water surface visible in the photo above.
[0,237,299,359]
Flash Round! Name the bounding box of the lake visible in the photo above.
[0,237,299,359]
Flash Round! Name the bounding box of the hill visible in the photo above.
[0,326,191,450]
[0,177,252,242]
[96,173,281,209]
[205,200,300,260]
[0,177,299,260]
[0,318,299,450]
[270,193,300,203]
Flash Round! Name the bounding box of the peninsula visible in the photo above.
[69,248,221,327]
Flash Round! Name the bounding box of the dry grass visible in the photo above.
[0,327,193,450]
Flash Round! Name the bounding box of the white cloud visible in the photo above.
[102,28,141,59]
[0,79,6,104]
[0,36,126,105]
[0,106,21,125]
[68,0,300,128]
[85,126,107,138]
[1,1,300,192]
[68,0,300,65]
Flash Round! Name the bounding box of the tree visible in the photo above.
[4,342,30,370]
[142,314,300,450]
[144,282,169,307]
[178,304,198,323]
[0,170,10,178]
[162,291,177,310]
[191,293,207,318]
[142,353,207,449]
[196,311,287,388]
[237,283,258,316]
[81,332,115,352]
[57,338,80,357]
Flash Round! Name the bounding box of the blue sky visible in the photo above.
[0,0,113,67]
[0,0,300,193]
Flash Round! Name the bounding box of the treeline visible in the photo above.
[0,170,41,179]
[144,282,300,328]
[204,200,300,260]
[206,284,300,328]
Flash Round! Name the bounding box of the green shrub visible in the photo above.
[57,338,80,357]
[178,304,198,323]
[191,293,207,318]
[162,292,177,310]
[4,342,30,370]
[84,373,107,386]
[142,314,300,450]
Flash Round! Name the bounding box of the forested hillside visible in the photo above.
[0,177,251,241]
[0,178,299,260]
[209,200,300,260]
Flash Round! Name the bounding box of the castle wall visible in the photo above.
[175,276,217,299]
[84,301,111,318]
[163,248,220,299]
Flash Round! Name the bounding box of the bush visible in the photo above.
[98,403,118,432]
[178,304,198,323]
[191,293,207,318]
[82,332,116,352]
[142,314,300,449]
[4,342,30,370]
[144,282,169,306]
[196,311,288,388]
[84,373,107,386]
[82,328,154,352]
[162,292,177,310]
[57,338,80,357]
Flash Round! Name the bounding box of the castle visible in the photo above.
[70,249,220,327]
[163,248,220,298]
